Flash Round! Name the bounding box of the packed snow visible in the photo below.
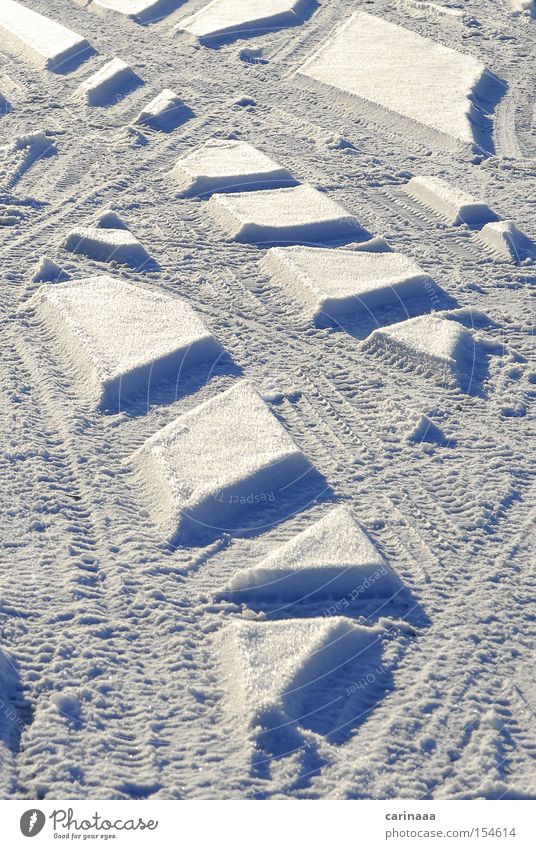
[364,314,478,388]
[135,89,191,132]
[509,0,535,13]
[171,138,295,197]
[64,225,151,267]
[31,256,69,283]
[221,505,402,602]
[1,0,535,805]
[26,276,225,410]
[0,131,57,192]
[261,246,437,323]
[0,0,94,72]
[77,58,143,107]
[222,617,384,732]
[206,184,363,243]
[130,381,314,543]
[176,0,313,43]
[404,175,498,226]
[91,0,177,24]
[298,11,492,146]
[477,219,535,262]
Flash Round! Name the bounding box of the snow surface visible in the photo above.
[2,0,535,804]
[26,276,224,410]
[298,11,490,145]
[177,0,312,42]
[0,131,57,192]
[92,0,176,24]
[261,246,437,323]
[65,225,151,267]
[31,256,69,283]
[364,314,477,388]
[477,219,534,261]
[130,380,313,543]
[206,184,363,243]
[93,208,128,230]
[77,58,143,107]
[0,0,94,72]
[135,89,190,132]
[405,175,497,226]
[221,617,384,731]
[509,0,534,13]
[221,505,401,602]
[171,138,295,197]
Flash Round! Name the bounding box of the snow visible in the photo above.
[0,131,57,192]
[405,175,497,226]
[404,0,465,17]
[0,92,11,117]
[170,138,295,197]
[206,184,363,243]
[0,649,18,746]
[93,208,128,230]
[0,0,94,72]
[31,256,69,283]
[221,505,401,602]
[221,617,383,730]
[26,276,224,411]
[298,11,490,145]
[65,226,151,268]
[129,381,313,544]
[135,89,190,131]
[2,0,535,805]
[261,246,436,323]
[92,0,177,24]
[364,314,477,387]
[176,0,312,43]
[477,219,534,262]
[509,0,534,12]
[77,58,143,107]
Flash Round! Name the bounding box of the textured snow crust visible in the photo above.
[222,505,401,601]
[206,184,362,243]
[298,12,490,144]
[27,276,224,410]
[261,246,436,322]
[130,381,313,543]
[171,138,294,196]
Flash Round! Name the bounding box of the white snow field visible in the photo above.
[1,0,536,805]
[364,314,478,388]
[298,12,491,146]
[26,276,224,410]
[31,256,68,283]
[404,175,497,226]
[177,0,313,43]
[91,0,177,24]
[171,138,295,196]
[221,618,384,732]
[221,505,401,602]
[510,0,535,13]
[77,58,143,106]
[206,184,363,243]
[64,224,151,267]
[0,131,57,192]
[261,246,436,323]
[130,380,314,543]
[135,88,190,131]
[477,219,534,261]
[0,0,94,72]
[93,208,128,229]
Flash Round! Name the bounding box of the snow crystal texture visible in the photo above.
[27,276,225,410]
